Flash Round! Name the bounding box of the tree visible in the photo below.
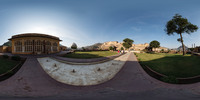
[71,43,77,49]
[165,14,198,55]
[121,47,124,50]
[109,46,113,50]
[149,40,160,51]
[82,47,86,51]
[122,38,134,50]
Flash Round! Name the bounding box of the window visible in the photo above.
[45,41,51,52]
[24,40,33,52]
[15,41,22,52]
[34,40,43,52]
[53,42,57,51]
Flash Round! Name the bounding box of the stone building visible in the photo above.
[8,33,62,54]
[130,43,149,51]
[152,47,169,52]
[99,41,149,51]
[194,46,200,53]
[100,41,122,50]
[0,46,11,53]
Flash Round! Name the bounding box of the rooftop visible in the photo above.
[8,33,62,41]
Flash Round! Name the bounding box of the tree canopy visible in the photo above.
[122,38,134,50]
[150,40,160,48]
[71,43,77,49]
[165,14,198,35]
[165,14,198,55]
[109,46,113,50]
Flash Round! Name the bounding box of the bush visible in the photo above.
[161,49,164,53]
[109,46,113,50]
[11,56,21,61]
[161,75,178,84]
[3,55,9,59]
[167,49,171,53]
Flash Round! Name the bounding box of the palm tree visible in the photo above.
[165,14,198,55]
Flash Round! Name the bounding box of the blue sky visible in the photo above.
[0,0,200,48]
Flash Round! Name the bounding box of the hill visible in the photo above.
[2,41,12,46]
[84,43,103,50]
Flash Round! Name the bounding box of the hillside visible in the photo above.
[2,41,12,46]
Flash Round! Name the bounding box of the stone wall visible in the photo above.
[152,47,169,52]
[99,41,149,51]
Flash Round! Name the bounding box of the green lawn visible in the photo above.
[135,53,200,78]
[63,51,118,59]
[0,57,19,75]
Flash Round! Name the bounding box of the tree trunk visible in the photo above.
[180,33,185,55]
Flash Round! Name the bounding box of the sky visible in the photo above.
[0,0,200,48]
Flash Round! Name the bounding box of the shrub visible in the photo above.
[71,43,77,49]
[161,75,178,84]
[109,46,113,50]
[142,49,148,53]
[11,56,21,61]
[167,49,171,53]
[161,49,164,53]
[3,55,9,59]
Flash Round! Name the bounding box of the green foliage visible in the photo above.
[0,57,19,74]
[136,53,200,78]
[82,47,86,51]
[11,56,21,61]
[122,38,134,49]
[109,46,113,50]
[63,51,118,59]
[161,76,178,84]
[177,38,182,43]
[150,40,160,48]
[165,14,198,55]
[161,49,164,53]
[121,47,124,50]
[168,49,171,53]
[71,43,77,49]
[3,55,9,59]
[165,14,198,35]
[189,48,194,51]
[142,48,148,53]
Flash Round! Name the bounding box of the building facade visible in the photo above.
[8,33,61,54]
[99,41,149,51]
[0,46,11,53]
[194,46,200,53]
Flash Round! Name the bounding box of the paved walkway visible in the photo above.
[0,52,200,100]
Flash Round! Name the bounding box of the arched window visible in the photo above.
[24,40,33,52]
[53,42,58,51]
[34,40,43,52]
[15,41,22,52]
[45,41,51,52]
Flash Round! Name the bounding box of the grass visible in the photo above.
[63,51,118,59]
[0,57,20,75]
[135,53,200,78]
